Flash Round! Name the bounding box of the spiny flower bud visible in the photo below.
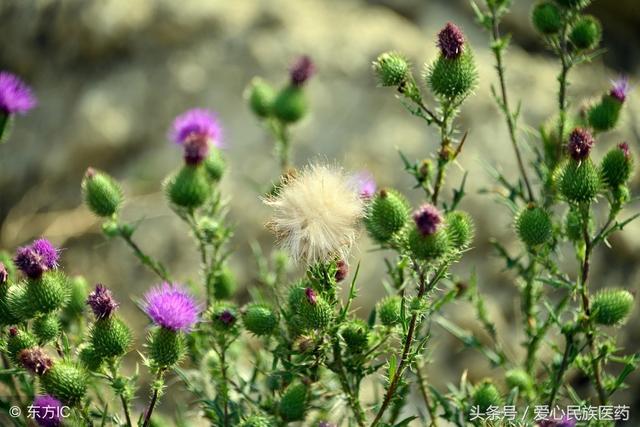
[290,56,315,87]
[247,78,276,118]
[33,314,60,344]
[298,290,333,330]
[204,149,226,182]
[408,225,449,260]
[5,283,30,323]
[413,203,443,236]
[438,22,465,59]
[341,319,369,352]
[588,95,623,132]
[32,395,64,427]
[165,165,210,208]
[210,303,239,333]
[570,15,602,50]
[531,2,562,35]
[273,85,308,123]
[373,52,410,87]
[91,317,132,359]
[591,289,634,326]
[601,142,633,188]
[148,327,186,368]
[515,204,552,247]
[19,347,53,375]
[472,380,503,412]
[82,168,123,217]
[87,284,119,319]
[239,415,274,427]
[364,189,410,243]
[78,344,103,371]
[14,238,59,279]
[558,159,601,203]
[609,77,630,103]
[505,369,533,392]
[42,362,88,406]
[567,128,594,161]
[7,327,37,362]
[377,295,402,327]
[26,271,70,314]
[427,34,478,102]
[279,382,308,422]
[208,266,237,300]
[445,210,475,249]
[243,303,278,336]
[63,276,88,319]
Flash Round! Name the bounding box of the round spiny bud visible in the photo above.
[148,327,186,368]
[27,271,69,314]
[341,319,369,352]
[438,22,465,59]
[63,276,88,319]
[7,327,37,362]
[445,210,475,249]
[239,415,274,427]
[378,295,402,327]
[364,189,410,243]
[531,2,562,35]
[248,77,276,118]
[473,380,503,412]
[78,344,103,371]
[567,128,594,161]
[570,15,602,50]
[204,149,226,182]
[408,226,449,260]
[19,347,53,375]
[42,362,88,406]
[505,369,533,393]
[243,303,278,336]
[373,52,410,87]
[601,143,633,188]
[91,317,132,359]
[427,48,478,102]
[87,284,119,319]
[298,289,333,330]
[82,168,123,217]
[273,86,308,123]
[33,314,60,344]
[515,205,552,247]
[591,289,633,326]
[210,303,239,333]
[290,56,315,87]
[208,266,237,300]
[559,159,601,203]
[588,95,622,132]
[279,382,308,422]
[5,283,30,323]
[166,165,210,208]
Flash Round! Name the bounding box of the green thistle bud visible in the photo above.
[559,159,601,203]
[515,205,552,247]
[26,271,69,314]
[239,415,274,427]
[364,189,410,243]
[426,49,478,102]
[408,227,449,260]
[208,266,236,300]
[377,295,402,327]
[472,380,503,412]
[591,289,634,326]
[341,319,369,352]
[273,85,307,123]
[33,314,60,344]
[248,78,276,118]
[204,149,226,182]
[601,143,633,189]
[91,317,132,359]
[445,210,474,249]
[82,168,123,217]
[279,382,308,422]
[210,302,239,333]
[165,165,210,208]
[556,0,592,9]
[298,289,333,330]
[570,15,602,50]
[7,328,37,362]
[531,2,562,35]
[63,276,88,319]
[243,303,278,336]
[148,327,186,368]
[5,283,31,323]
[42,362,88,406]
[287,285,307,309]
[78,344,103,371]
[588,95,623,132]
[505,369,533,392]
[373,52,410,87]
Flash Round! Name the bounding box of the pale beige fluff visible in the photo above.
[265,164,364,263]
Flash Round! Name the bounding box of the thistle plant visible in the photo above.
[0,3,637,426]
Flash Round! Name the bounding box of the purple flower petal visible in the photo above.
[144,283,200,332]
[169,108,222,147]
[438,23,465,59]
[610,76,630,103]
[413,204,443,236]
[14,238,59,279]
[32,395,64,427]
[0,71,37,114]
[87,284,119,319]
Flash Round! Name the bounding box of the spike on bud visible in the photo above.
[290,56,315,86]
[438,22,465,59]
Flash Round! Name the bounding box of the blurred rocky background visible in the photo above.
[1,0,638,424]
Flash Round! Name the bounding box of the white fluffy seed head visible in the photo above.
[264,164,364,264]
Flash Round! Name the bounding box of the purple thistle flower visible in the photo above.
[14,238,59,279]
[0,262,8,285]
[169,108,222,164]
[0,71,37,114]
[618,142,631,158]
[19,347,53,375]
[144,283,200,332]
[413,203,443,236]
[319,423,337,427]
[87,284,119,319]
[538,415,576,427]
[9,326,18,337]
[438,22,465,59]
[610,76,630,103]
[305,287,317,305]
[32,395,64,427]
[350,171,377,199]
[219,309,236,326]
[290,55,315,86]
[335,260,348,282]
[567,127,595,161]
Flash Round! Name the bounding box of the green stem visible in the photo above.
[118,226,172,282]
[556,21,571,163]
[431,106,453,205]
[142,369,165,427]
[109,360,133,427]
[332,339,366,426]
[416,364,439,427]
[546,332,575,407]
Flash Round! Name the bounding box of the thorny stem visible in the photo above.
[416,363,439,427]
[142,369,165,427]
[216,343,231,427]
[118,227,172,282]
[109,360,133,427]
[269,119,291,174]
[547,332,575,407]
[431,105,454,205]
[523,259,540,374]
[332,340,366,427]
[556,21,571,163]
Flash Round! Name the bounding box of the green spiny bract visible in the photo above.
[377,295,402,327]
[373,52,410,87]
[33,314,60,344]
[531,2,562,35]
[208,266,237,300]
[82,168,123,217]
[166,165,210,209]
[148,327,186,368]
[588,95,623,132]
[364,189,410,243]
[5,283,30,323]
[7,328,37,362]
[505,369,533,393]
[591,289,634,326]
[426,48,478,102]
[239,415,274,427]
[279,382,308,422]
[558,159,601,203]
[26,271,70,314]
[91,317,132,359]
[569,15,602,50]
[472,380,503,412]
[515,205,552,247]
[204,149,226,182]
[298,293,333,331]
[62,275,88,320]
[340,319,370,352]
[601,144,633,189]
[407,226,449,260]
[42,362,88,406]
[273,85,308,123]
[243,303,278,336]
[445,210,474,249]
[248,77,276,118]
[78,344,104,371]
